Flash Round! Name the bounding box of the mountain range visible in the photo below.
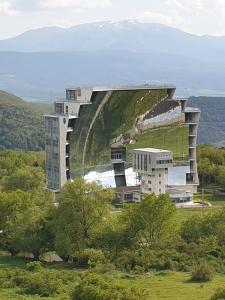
[1,20,225,100]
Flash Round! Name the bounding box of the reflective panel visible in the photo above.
[70,89,189,178]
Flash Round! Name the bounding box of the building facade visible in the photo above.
[133,148,173,195]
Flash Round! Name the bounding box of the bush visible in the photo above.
[15,269,63,296]
[95,262,116,274]
[0,269,17,288]
[26,261,43,272]
[211,288,225,300]
[72,274,147,300]
[75,248,107,268]
[191,263,214,282]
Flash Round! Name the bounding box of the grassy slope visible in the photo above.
[127,125,189,162]
[0,256,224,300]
[0,91,48,151]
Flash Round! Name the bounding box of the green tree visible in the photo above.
[54,179,113,259]
[122,193,178,249]
[2,166,45,192]
[0,190,54,258]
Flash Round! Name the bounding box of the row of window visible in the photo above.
[148,180,162,185]
[134,153,150,171]
[111,153,123,160]
[55,103,69,115]
[147,188,162,193]
[172,197,191,203]
[156,159,172,165]
[66,89,81,100]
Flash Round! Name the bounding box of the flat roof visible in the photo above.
[66,84,176,92]
[185,107,201,113]
[133,148,172,153]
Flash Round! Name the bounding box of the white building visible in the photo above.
[133,148,173,195]
[44,88,91,191]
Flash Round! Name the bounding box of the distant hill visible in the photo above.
[0,50,225,100]
[0,20,225,64]
[0,91,47,151]
[1,21,225,99]
[188,97,225,144]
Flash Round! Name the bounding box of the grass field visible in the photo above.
[0,255,225,300]
[194,193,225,206]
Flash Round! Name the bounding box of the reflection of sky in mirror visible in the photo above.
[84,165,190,188]
[167,166,190,186]
[142,107,182,126]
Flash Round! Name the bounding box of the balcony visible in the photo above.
[111,147,126,164]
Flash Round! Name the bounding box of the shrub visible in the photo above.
[211,288,225,300]
[75,248,107,268]
[15,269,63,296]
[95,262,116,274]
[72,274,147,300]
[26,261,43,272]
[0,269,17,288]
[191,263,214,282]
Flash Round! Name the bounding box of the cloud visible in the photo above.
[135,10,182,26]
[133,0,225,36]
[8,0,111,11]
[41,0,111,9]
[135,11,173,24]
[0,1,18,15]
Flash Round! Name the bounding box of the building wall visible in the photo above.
[141,171,166,195]
[45,116,60,191]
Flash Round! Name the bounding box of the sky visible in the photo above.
[0,0,225,39]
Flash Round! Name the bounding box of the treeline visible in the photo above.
[0,91,45,151]
[197,144,225,186]
[1,149,225,299]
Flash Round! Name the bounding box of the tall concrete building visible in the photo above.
[44,85,200,193]
[133,148,173,195]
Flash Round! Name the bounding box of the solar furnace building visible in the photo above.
[44,85,200,193]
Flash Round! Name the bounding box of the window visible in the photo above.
[111,153,122,160]
[144,154,147,171]
[159,181,161,185]
[137,154,140,169]
[46,139,51,146]
[159,173,161,177]
[55,103,64,114]
[149,155,151,164]
[53,140,58,147]
[66,106,69,114]
[134,153,136,169]
[140,154,143,170]
[66,90,76,100]
[53,153,58,160]
[159,189,161,193]
[148,180,151,184]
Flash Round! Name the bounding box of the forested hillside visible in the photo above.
[188,97,225,144]
[0,91,47,151]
